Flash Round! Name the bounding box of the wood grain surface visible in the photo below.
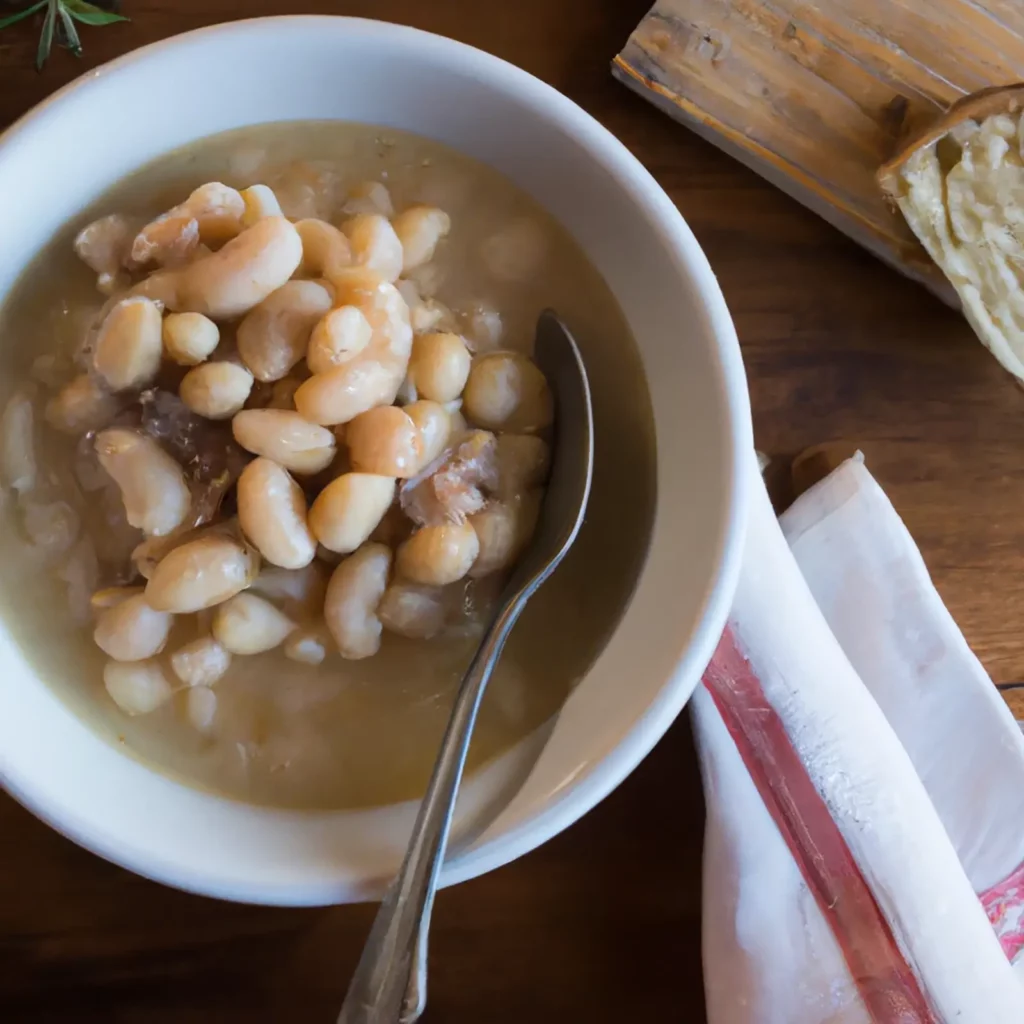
[2,1,1024,1021]
[614,0,1024,300]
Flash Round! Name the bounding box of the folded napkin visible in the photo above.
[696,452,1024,1022]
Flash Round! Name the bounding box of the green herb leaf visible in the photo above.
[63,0,128,25]
[56,2,80,55]
[35,0,56,71]
[0,0,46,31]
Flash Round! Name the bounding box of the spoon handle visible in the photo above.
[337,594,525,1024]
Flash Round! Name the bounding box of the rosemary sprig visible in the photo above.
[0,0,128,71]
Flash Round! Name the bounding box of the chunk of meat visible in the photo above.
[400,429,498,527]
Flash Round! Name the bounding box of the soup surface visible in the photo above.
[0,122,655,810]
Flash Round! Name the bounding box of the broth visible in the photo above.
[0,122,655,810]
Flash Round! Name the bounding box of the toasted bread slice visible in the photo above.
[879,85,1024,381]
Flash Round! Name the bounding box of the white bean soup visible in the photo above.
[0,122,655,810]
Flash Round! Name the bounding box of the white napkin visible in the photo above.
[696,452,1024,1022]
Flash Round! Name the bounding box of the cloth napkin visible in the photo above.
[696,451,1024,1022]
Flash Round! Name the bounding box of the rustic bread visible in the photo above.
[879,85,1024,381]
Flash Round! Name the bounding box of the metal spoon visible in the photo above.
[337,310,594,1024]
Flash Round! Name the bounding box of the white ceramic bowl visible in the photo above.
[0,16,750,904]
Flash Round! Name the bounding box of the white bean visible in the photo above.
[237,457,316,569]
[324,542,391,659]
[180,361,254,420]
[396,522,479,586]
[342,214,403,282]
[404,400,452,469]
[306,306,372,374]
[462,351,553,433]
[162,312,220,366]
[0,390,36,494]
[104,659,173,715]
[93,593,173,662]
[283,628,328,665]
[393,205,451,272]
[94,428,191,537]
[185,686,218,733]
[378,581,447,639]
[92,297,163,391]
[74,213,134,294]
[90,585,144,613]
[170,636,232,688]
[237,279,333,382]
[132,182,245,266]
[468,499,538,578]
[172,216,303,319]
[309,472,395,554]
[295,219,351,278]
[20,498,79,557]
[343,181,394,217]
[494,434,550,497]
[240,184,283,227]
[408,332,471,403]
[231,408,336,475]
[146,533,259,612]
[294,280,412,426]
[213,592,295,654]
[250,562,328,619]
[346,406,422,478]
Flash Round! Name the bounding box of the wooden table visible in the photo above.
[1,1,1021,1020]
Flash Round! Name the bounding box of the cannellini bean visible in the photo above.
[294,280,412,425]
[309,472,395,554]
[378,580,447,639]
[324,542,391,659]
[462,351,553,433]
[21,498,80,556]
[92,297,163,391]
[104,659,173,715]
[93,593,173,661]
[396,522,480,586]
[162,312,220,366]
[146,533,259,612]
[408,332,471,403]
[494,434,550,497]
[283,627,328,665]
[185,686,218,733]
[393,205,451,272]
[231,408,336,475]
[132,182,245,267]
[468,498,538,579]
[343,181,394,217]
[180,361,254,420]
[0,391,36,494]
[295,219,351,278]
[404,400,452,469]
[172,216,303,319]
[74,214,134,294]
[213,592,295,654]
[90,585,144,613]
[306,306,372,374]
[94,428,191,537]
[237,457,316,569]
[250,562,328,619]
[240,184,283,227]
[46,374,119,435]
[342,214,403,282]
[460,302,503,352]
[170,636,231,688]
[346,406,422,478]
[237,279,333,382]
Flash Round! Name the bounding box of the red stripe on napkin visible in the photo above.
[981,860,1024,961]
[703,626,938,1023]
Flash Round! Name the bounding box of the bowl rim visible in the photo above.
[0,15,752,901]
